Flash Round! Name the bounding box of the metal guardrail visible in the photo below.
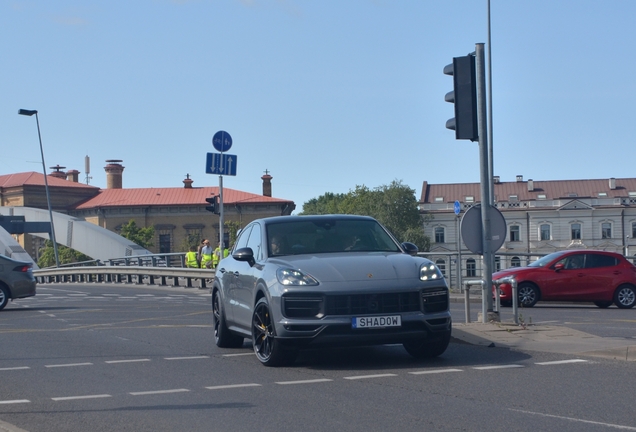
[34,265,215,289]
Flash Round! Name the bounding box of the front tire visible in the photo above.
[212,290,244,348]
[403,327,451,359]
[0,285,8,311]
[252,297,297,367]
[614,285,636,309]
[518,283,539,308]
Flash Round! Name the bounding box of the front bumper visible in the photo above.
[274,286,452,348]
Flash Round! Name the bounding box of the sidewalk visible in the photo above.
[449,292,636,362]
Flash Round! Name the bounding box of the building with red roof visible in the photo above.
[0,161,294,259]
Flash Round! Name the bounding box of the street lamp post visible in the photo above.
[18,109,60,268]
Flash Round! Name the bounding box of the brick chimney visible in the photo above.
[49,165,67,180]
[104,160,124,189]
[183,174,193,188]
[66,169,80,183]
[262,170,272,197]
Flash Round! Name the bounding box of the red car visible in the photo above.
[493,250,636,309]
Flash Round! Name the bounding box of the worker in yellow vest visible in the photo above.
[212,242,221,268]
[213,243,230,268]
[199,239,213,269]
[185,245,199,268]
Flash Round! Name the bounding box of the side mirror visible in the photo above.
[554,263,564,272]
[401,242,419,256]
[233,247,255,266]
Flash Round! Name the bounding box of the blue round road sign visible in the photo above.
[213,131,232,152]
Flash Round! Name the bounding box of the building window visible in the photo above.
[434,227,445,243]
[494,256,501,272]
[540,224,551,241]
[436,259,446,277]
[465,196,474,203]
[510,225,520,242]
[508,195,518,202]
[511,256,521,267]
[434,197,444,202]
[632,222,636,238]
[602,222,612,239]
[571,223,581,240]
[537,194,547,200]
[159,234,171,253]
[466,258,476,277]
[598,192,607,197]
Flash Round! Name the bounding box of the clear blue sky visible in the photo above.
[3,1,634,213]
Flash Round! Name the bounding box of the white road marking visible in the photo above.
[0,400,30,404]
[509,408,636,430]
[343,373,397,380]
[222,353,253,357]
[0,367,30,371]
[473,364,524,370]
[105,359,151,364]
[130,389,190,396]
[52,394,111,402]
[45,363,93,368]
[276,379,333,385]
[535,359,589,366]
[205,383,262,390]
[409,368,464,375]
[164,356,209,360]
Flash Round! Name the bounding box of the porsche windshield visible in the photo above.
[266,219,401,256]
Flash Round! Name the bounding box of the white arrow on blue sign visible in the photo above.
[454,200,461,215]
[206,152,237,176]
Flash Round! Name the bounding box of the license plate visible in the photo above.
[352,315,401,329]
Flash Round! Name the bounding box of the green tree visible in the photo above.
[118,220,155,249]
[300,180,431,251]
[300,192,347,215]
[38,240,92,268]
[180,232,201,252]
[225,220,242,248]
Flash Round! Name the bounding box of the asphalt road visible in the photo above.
[451,299,636,339]
[0,283,635,432]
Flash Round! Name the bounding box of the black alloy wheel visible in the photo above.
[517,283,539,308]
[252,297,297,367]
[212,290,244,348]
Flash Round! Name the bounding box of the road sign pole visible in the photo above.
[219,175,224,251]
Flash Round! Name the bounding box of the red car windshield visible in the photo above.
[527,251,568,268]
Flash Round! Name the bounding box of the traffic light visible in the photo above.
[205,195,219,214]
[444,54,478,141]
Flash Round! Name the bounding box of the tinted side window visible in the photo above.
[246,224,262,261]
[234,226,252,251]
[585,254,618,268]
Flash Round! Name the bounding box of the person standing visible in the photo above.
[213,242,222,268]
[199,239,213,269]
[185,245,199,268]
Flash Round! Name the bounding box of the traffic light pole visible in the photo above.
[476,43,497,323]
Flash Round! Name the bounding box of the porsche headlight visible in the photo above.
[276,268,319,286]
[420,263,443,281]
